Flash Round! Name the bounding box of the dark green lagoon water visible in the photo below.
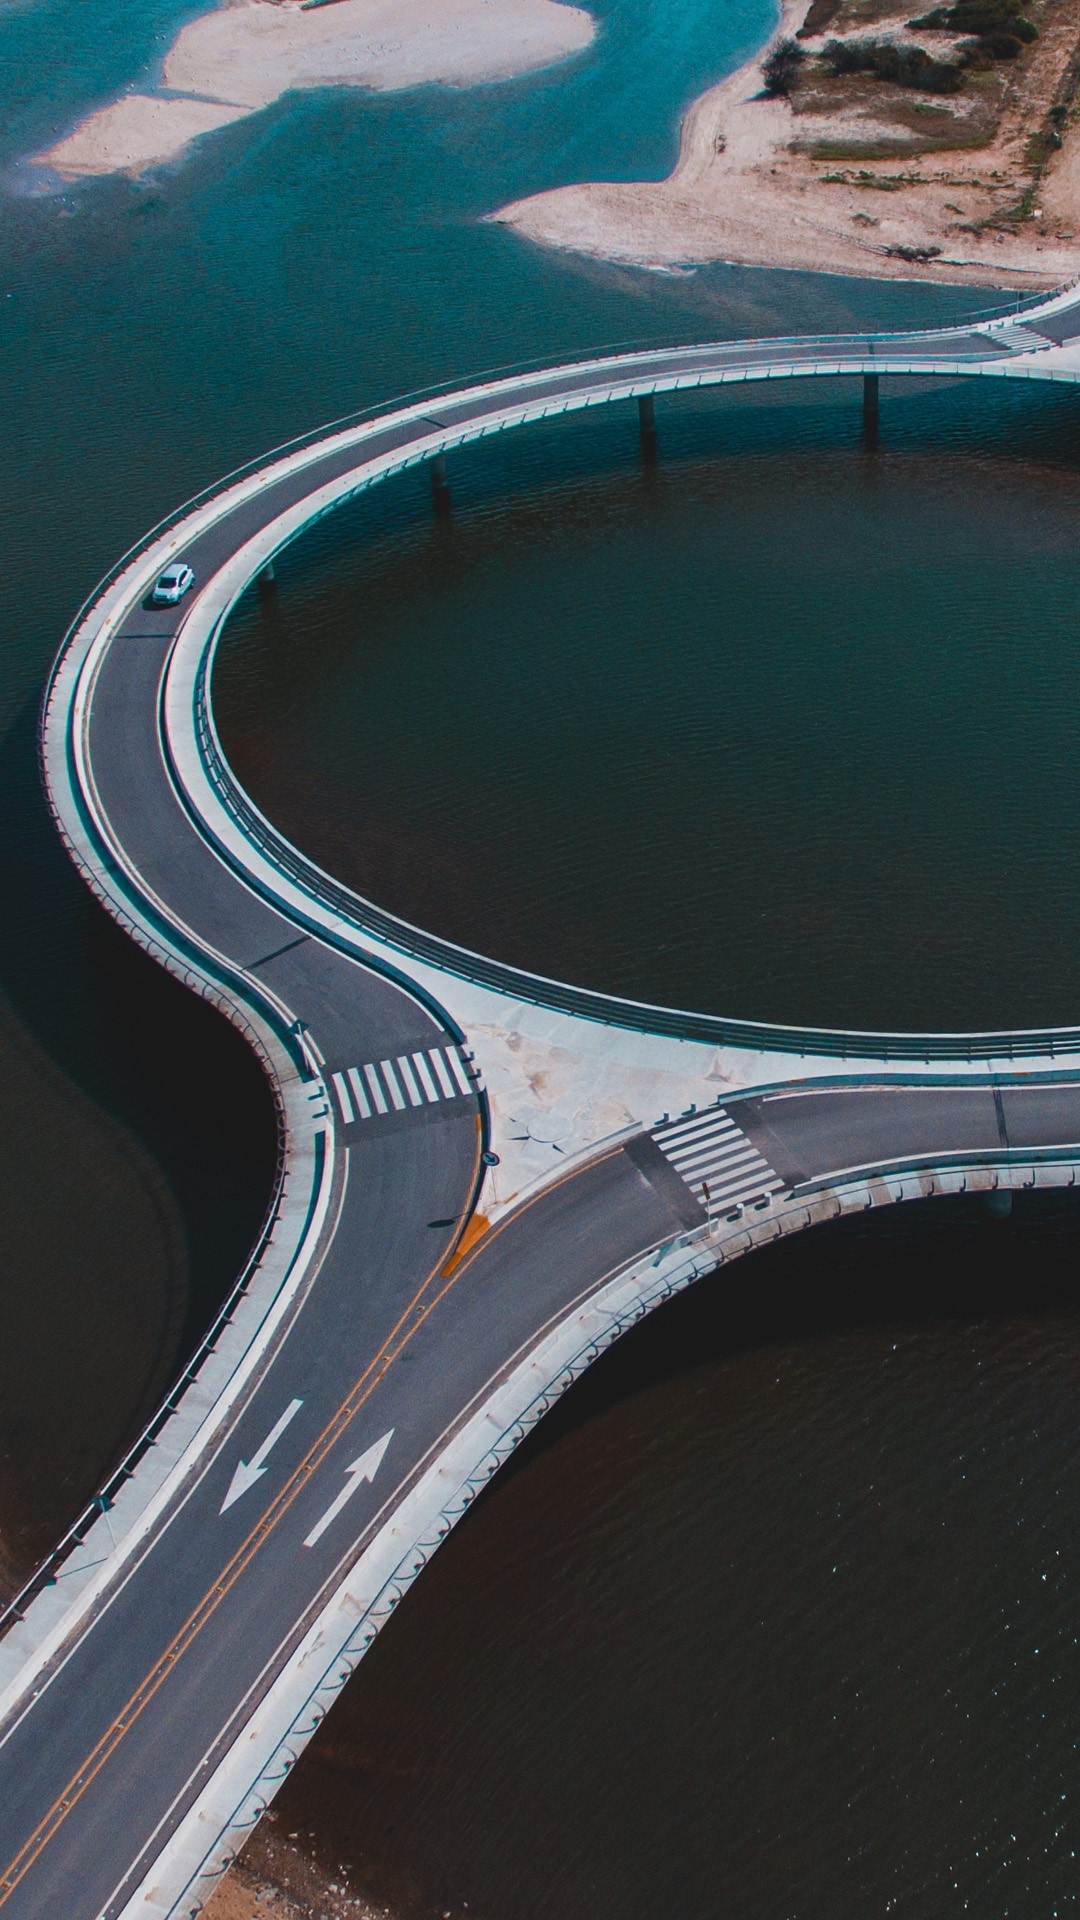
[0,0,982,1575]
[5,3,1080,1916]
[272,1190,1080,1920]
[217,377,1080,1032]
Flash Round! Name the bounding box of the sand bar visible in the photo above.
[36,0,595,179]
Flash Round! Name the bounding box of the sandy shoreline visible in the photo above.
[497,0,1080,286]
[34,0,595,180]
[202,1813,400,1920]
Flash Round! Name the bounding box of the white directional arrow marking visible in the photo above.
[220,1398,304,1514]
[302,1431,394,1548]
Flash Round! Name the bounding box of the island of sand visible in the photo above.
[34,0,595,181]
[497,0,1080,286]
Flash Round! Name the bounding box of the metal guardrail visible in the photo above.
[0,1043,301,1641]
[38,276,1077,727]
[17,295,1080,1634]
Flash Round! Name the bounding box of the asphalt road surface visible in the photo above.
[11,304,1080,1918]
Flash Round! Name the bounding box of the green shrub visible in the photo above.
[762,36,807,93]
[823,35,966,88]
[908,0,1037,42]
[975,29,1027,53]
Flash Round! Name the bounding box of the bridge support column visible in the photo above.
[981,1187,1013,1219]
[430,453,451,515]
[638,392,658,463]
[863,372,879,443]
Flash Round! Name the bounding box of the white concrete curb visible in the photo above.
[0,598,340,1717]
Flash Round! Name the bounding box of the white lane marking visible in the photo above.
[363,1062,389,1115]
[445,1047,473,1096]
[412,1050,440,1101]
[220,1399,304,1515]
[330,1072,354,1125]
[332,1047,477,1123]
[658,1113,740,1151]
[684,1158,765,1191]
[671,1141,758,1178]
[707,1166,783,1202]
[664,1123,744,1161]
[653,1106,784,1208]
[396,1054,425,1106]
[347,1066,372,1119]
[302,1431,394,1549]
[380,1058,407,1111]
[428,1048,456,1097]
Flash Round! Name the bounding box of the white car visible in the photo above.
[151,563,195,606]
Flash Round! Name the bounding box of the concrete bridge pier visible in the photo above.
[863,373,880,444]
[638,392,658,463]
[981,1187,1014,1219]
[430,453,451,515]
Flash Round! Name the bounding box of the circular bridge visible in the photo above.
[51,276,1080,1062]
[5,290,1080,1920]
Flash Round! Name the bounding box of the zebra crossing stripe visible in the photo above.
[347,1066,372,1119]
[659,1112,740,1151]
[676,1141,758,1178]
[329,1044,480,1125]
[428,1050,455,1098]
[363,1063,389,1115]
[380,1059,407,1112]
[395,1055,424,1106]
[412,1051,439,1100]
[445,1048,473,1095]
[331,1072,354,1124]
[653,1106,784,1209]
[702,1164,772,1202]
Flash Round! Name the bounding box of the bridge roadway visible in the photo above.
[7,293,1080,1917]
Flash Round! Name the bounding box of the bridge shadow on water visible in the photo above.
[262,1184,1080,1920]
[0,699,277,1586]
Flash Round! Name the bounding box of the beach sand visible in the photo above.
[40,96,252,178]
[497,0,1080,287]
[201,1813,400,1920]
[36,0,595,180]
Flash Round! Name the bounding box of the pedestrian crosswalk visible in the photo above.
[652,1105,784,1212]
[329,1043,478,1125]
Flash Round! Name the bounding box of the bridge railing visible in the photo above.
[0,1035,297,1642]
[192,654,1080,1063]
[18,285,1080,1645]
[39,274,1075,725]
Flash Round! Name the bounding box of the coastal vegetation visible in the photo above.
[820,36,966,93]
[500,0,1080,284]
[762,36,807,93]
